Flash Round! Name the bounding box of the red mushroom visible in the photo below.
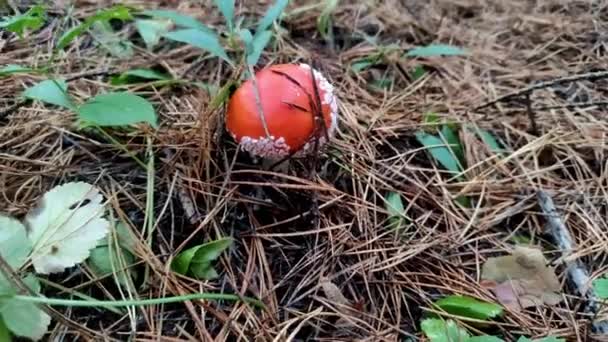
[225,63,338,160]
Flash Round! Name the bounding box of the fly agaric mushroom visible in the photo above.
[225,63,338,160]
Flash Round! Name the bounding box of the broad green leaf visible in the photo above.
[77,92,158,128]
[0,5,45,38]
[0,298,50,341]
[0,319,10,342]
[247,30,272,65]
[317,0,338,38]
[468,337,504,342]
[415,131,462,175]
[110,68,172,85]
[135,19,172,49]
[88,245,136,287]
[406,44,467,57]
[440,125,464,164]
[434,295,503,321]
[257,0,289,33]
[22,79,75,110]
[141,9,211,31]
[239,28,253,49]
[163,29,233,65]
[171,237,233,278]
[593,278,608,299]
[0,64,34,76]
[56,5,132,50]
[421,318,470,342]
[214,0,234,31]
[0,215,32,269]
[24,182,110,274]
[190,261,218,279]
[21,274,41,294]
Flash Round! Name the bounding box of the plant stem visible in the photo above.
[95,126,146,168]
[14,292,265,309]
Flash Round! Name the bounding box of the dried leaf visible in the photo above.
[481,246,561,311]
[320,278,350,306]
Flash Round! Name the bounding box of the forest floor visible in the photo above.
[2,0,608,341]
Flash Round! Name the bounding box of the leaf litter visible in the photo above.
[481,245,562,311]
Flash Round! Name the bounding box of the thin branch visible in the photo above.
[537,190,608,334]
[475,70,608,110]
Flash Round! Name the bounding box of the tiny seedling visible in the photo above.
[171,237,233,280]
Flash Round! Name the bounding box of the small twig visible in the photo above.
[475,70,608,111]
[532,101,608,111]
[525,92,538,135]
[537,190,608,334]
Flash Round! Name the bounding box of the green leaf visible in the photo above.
[88,245,136,288]
[0,214,32,269]
[190,262,218,279]
[467,126,505,155]
[162,28,233,65]
[214,0,234,31]
[247,30,272,65]
[0,319,11,342]
[317,0,338,38]
[0,64,34,76]
[140,9,211,31]
[110,68,172,85]
[411,65,427,80]
[468,337,504,342]
[77,92,157,128]
[135,19,172,49]
[0,5,45,38]
[171,237,233,279]
[423,112,440,125]
[351,59,374,73]
[421,318,470,342]
[385,191,407,230]
[517,337,565,342]
[593,278,608,299]
[0,297,50,341]
[440,125,464,165]
[239,28,253,49]
[415,131,462,175]
[257,0,289,33]
[56,5,132,50]
[22,79,75,110]
[406,44,467,58]
[434,295,503,321]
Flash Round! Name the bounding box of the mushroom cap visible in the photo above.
[225,63,338,159]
